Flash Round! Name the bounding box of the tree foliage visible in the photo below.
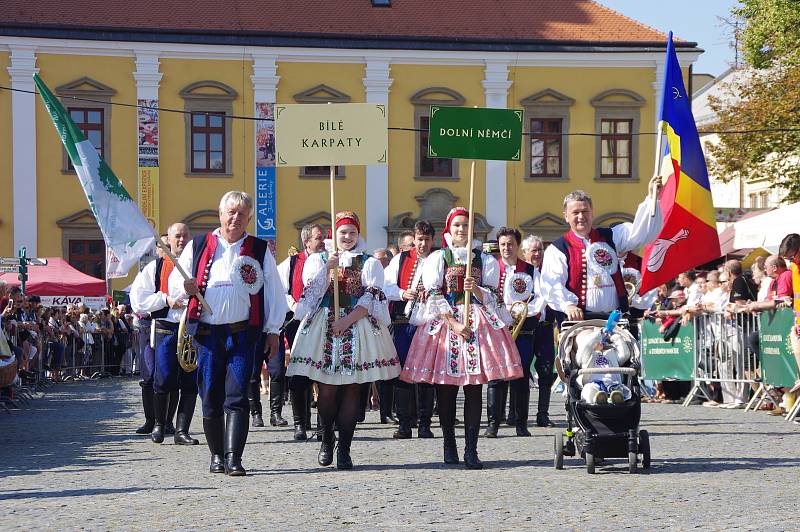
[706,1,800,202]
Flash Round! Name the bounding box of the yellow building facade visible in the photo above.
[1,30,701,291]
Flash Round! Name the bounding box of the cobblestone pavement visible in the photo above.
[1,378,798,530]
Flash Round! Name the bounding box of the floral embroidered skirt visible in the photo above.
[400,306,523,386]
[287,307,401,385]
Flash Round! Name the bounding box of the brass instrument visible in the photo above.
[177,308,198,372]
[622,268,642,305]
[510,297,532,341]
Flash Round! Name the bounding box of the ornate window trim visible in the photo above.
[56,77,116,173]
[180,80,237,178]
[411,87,465,181]
[590,89,645,182]
[520,89,574,181]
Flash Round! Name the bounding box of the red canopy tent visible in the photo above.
[0,257,106,296]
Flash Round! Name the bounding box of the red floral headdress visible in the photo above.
[441,207,469,248]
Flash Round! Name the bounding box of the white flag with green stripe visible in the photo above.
[34,74,155,275]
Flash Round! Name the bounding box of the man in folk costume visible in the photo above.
[384,220,436,439]
[276,223,326,440]
[130,225,198,445]
[541,183,663,323]
[175,191,287,476]
[485,227,548,438]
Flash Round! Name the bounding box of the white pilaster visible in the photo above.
[133,51,162,101]
[8,46,38,256]
[482,60,512,237]
[251,53,280,103]
[363,60,393,250]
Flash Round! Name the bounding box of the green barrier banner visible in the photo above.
[427,106,523,161]
[758,308,799,387]
[641,319,695,380]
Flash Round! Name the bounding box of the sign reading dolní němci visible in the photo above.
[427,106,523,161]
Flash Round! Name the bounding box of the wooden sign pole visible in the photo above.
[330,164,340,320]
[463,159,476,327]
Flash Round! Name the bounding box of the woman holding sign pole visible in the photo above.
[287,211,400,470]
[400,208,523,469]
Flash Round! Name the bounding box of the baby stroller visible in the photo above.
[553,314,651,474]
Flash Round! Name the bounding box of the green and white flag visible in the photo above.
[33,74,155,274]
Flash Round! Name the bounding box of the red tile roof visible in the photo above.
[0,0,691,49]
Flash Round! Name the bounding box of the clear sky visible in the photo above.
[596,0,740,76]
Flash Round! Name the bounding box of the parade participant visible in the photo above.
[276,223,325,440]
[384,220,436,439]
[131,224,201,445]
[401,208,523,469]
[397,231,414,253]
[541,182,663,322]
[286,211,400,470]
[176,191,287,476]
[521,235,544,269]
[485,227,546,438]
[130,233,174,435]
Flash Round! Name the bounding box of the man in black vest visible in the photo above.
[176,191,287,476]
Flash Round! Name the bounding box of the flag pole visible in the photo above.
[330,164,340,320]
[463,159,476,327]
[154,235,212,315]
[649,121,665,217]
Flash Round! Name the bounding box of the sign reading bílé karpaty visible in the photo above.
[274,103,387,167]
[427,106,523,161]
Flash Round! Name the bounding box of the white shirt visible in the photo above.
[541,197,663,314]
[129,259,184,323]
[685,283,702,307]
[172,230,287,334]
[384,250,429,323]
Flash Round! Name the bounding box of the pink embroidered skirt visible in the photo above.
[400,306,523,386]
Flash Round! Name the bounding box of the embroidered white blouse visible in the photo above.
[171,229,287,334]
[294,245,391,326]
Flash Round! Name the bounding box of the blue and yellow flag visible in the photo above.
[640,32,720,293]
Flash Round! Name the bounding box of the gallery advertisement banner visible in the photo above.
[427,106,523,161]
[641,319,695,381]
[275,103,388,167]
[758,308,800,387]
[255,102,277,243]
[137,99,159,267]
[137,167,159,232]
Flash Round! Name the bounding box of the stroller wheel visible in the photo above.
[585,452,596,474]
[639,430,651,469]
[628,451,638,474]
[554,433,564,470]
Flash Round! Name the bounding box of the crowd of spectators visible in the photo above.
[0,279,138,404]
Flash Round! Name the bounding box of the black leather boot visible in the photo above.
[379,380,397,424]
[318,422,335,466]
[151,392,168,444]
[224,410,249,476]
[165,391,179,435]
[505,387,516,427]
[392,385,412,439]
[442,423,459,464]
[336,425,354,470]
[136,382,155,434]
[514,381,532,437]
[416,384,435,438]
[463,425,483,470]
[203,417,225,473]
[270,377,288,426]
[174,392,200,445]
[291,385,308,441]
[484,382,504,438]
[536,374,555,427]
[248,379,264,427]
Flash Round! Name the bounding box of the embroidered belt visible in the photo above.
[195,320,249,336]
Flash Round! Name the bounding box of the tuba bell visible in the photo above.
[622,267,642,304]
[177,308,198,372]
[509,300,529,341]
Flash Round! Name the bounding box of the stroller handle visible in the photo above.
[577,367,637,377]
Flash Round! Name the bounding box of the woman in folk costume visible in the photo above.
[287,211,400,470]
[401,207,523,469]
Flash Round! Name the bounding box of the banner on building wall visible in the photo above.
[255,102,277,247]
[137,99,160,265]
[274,103,387,166]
